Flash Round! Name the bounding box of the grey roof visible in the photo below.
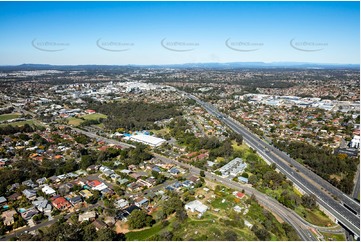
[36,177,47,185]
[69,196,82,204]
[117,178,129,185]
[0,196,7,204]
[22,189,37,199]
[32,197,50,209]
[22,179,36,188]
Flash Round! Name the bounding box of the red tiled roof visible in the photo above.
[52,197,71,210]
[236,192,245,199]
[87,180,102,187]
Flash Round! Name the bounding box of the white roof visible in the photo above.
[41,185,56,195]
[130,134,166,147]
[185,200,208,214]
[352,135,360,141]
[92,183,108,191]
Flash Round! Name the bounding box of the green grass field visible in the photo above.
[320,232,346,241]
[211,196,234,210]
[82,113,107,120]
[295,206,334,227]
[67,117,83,126]
[232,142,249,152]
[176,217,255,241]
[0,113,21,121]
[151,127,170,136]
[125,222,163,241]
[0,119,38,127]
[67,113,107,126]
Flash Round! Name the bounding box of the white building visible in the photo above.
[115,199,129,209]
[185,200,208,214]
[350,135,360,149]
[92,183,108,191]
[41,185,56,196]
[130,134,166,147]
[78,211,96,222]
[218,157,246,177]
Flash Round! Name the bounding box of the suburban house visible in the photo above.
[134,197,149,208]
[7,193,22,202]
[185,200,208,214]
[51,196,72,211]
[86,180,108,191]
[32,197,52,213]
[22,189,37,200]
[68,196,82,206]
[79,189,93,199]
[0,196,7,205]
[114,199,129,209]
[233,191,245,199]
[78,211,96,223]
[20,207,39,220]
[168,167,180,175]
[115,205,141,221]
[1,210,17,226]
[41,185,56,196]
[92,219,107,231]
[22,179,37,188]
[36,177,47,185]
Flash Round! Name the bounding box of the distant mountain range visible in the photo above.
[0,62,359,71]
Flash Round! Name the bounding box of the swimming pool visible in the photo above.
[19,208,26,213]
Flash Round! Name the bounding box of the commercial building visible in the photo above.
[129,134,166,147]
[218,157,246,177]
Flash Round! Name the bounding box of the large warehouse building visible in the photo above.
[130,134,166,147]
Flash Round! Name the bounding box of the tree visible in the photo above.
[96,227,117,241]
[200,170,205,177]
[82,224,97,241]
[163,196,184,216]
[230,132,243,145]
[159,231,174,240]
[175,207,188,222]
[301,194,317,209]
[127,210,154,229]
[0,218,6,235]
[282,223,300,240]
[154,209,166,222]
[248,175,258,185]
[222,230,238,241]
[252,225,270,240]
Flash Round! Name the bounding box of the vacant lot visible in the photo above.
[0,113,21,121]
[82,113,107,120]
[67,117,83,126]
[0,119,38,127]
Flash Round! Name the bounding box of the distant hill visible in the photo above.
[0,62,359,71]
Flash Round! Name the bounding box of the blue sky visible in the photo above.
[0,1,359,65]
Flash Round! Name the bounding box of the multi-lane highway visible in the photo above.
[184,92,360,239]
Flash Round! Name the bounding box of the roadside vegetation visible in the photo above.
[274,140,358,194]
